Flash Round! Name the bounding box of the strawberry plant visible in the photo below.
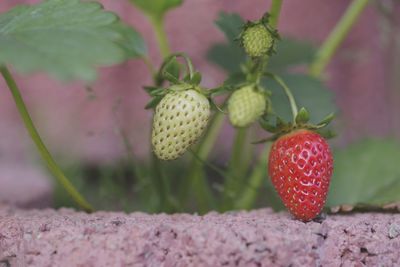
[1,0,399,221]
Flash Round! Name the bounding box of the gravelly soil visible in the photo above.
[0,205,399,267]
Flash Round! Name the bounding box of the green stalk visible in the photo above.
[269,0,283,28]
[309,0,369,77]
[223,0,282,211]
[222,127,249,210]
[0,66,93,212]
[268,73,298,122]
[150,16,171,58]
[234,144,270,210]
[146,15,174,212]
[229,128,250,179]
[151,155,178,212]
[180,112,225,211]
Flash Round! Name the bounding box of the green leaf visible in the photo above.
[259,117,279,133]
[327,140,400,207]
[268,38,316,73]
[207,12,245,73]
[317,112,335,127]
[208,37,314,75]
[295,107,310,124]
[189,71,202,85]
[207,12,316,75]
[0,0,141,81]
[214,12,244,41]
[130,0,183,18]
[207,44,245,73]
[145,95,164,109]
[113,23,147,58]
[264,74,336,123]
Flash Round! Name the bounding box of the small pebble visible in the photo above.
[388,223,400,239]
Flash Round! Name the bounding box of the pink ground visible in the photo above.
[1,205,399,267]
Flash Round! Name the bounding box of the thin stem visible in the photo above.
[309,0,369,78]
[0,66,93,212]
[157,52,195,84]
[267,73,298,123]
[234,144,271,210]
[146,15,175,212]
[180,112,225,210]
[150,154,175,212]
[222,127,249,210]
[269,0,283,28]
[219,0,284,211]
[142,56,156,79]
[150,16,171,58]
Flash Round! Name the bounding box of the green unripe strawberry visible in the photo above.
[242,24,274,58]
[152,88,210,160]
[228,85,267,128]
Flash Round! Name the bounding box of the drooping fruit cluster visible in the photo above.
[151,86,210,160]
[228,85,267,127]
[268,129,333,221]
[241,24,274,58]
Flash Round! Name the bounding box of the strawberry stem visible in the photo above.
[179,112,225,212]
[0,65,93,212]
[223,0,284,211]
[222,127,252,210]
[265,72,299,124]
[234,144,271,210]
[309,0,369,78]
[269,0,283,28]
[157,52,195,85]
[149,16,171,58]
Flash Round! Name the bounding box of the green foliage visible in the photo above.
[0,0,146,81]
[113,23,147,59]
[207,13,333,124]
[208,13,316,74]
[267,38,315,73]
[327,140,400,207]
[130,0,183,19]
[207,44,245,73]
[264,74,336,123]
[215,12,244,41]
[207,12,245,73]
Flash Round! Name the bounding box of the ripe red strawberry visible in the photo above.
[268,129,333,221]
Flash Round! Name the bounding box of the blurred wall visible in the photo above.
[0,0,399,165]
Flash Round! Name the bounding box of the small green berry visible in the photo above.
[152,89,210,160]
[228,85,267,128]
[242,24,274,57]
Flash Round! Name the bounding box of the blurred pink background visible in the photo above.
[0,0,399,168]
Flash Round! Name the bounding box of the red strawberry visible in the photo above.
[268,129,333,221]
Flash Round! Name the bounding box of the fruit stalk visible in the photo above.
[234,144,271,210]
[180,112,224,210]
[230,0,284,208]
[0,65,93,212]
[269,0,283,28]
[222,127,250,210]
[309,0,369,78]
[146,17,175,211]
[150,16,171,58]
[267,73,299,123]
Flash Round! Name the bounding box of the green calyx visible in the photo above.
[145,82,209,110]
[239,13,280,58]
[145,51,211,110]
[256,108,336,143]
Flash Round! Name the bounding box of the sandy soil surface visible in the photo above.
[1,205,399,267]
